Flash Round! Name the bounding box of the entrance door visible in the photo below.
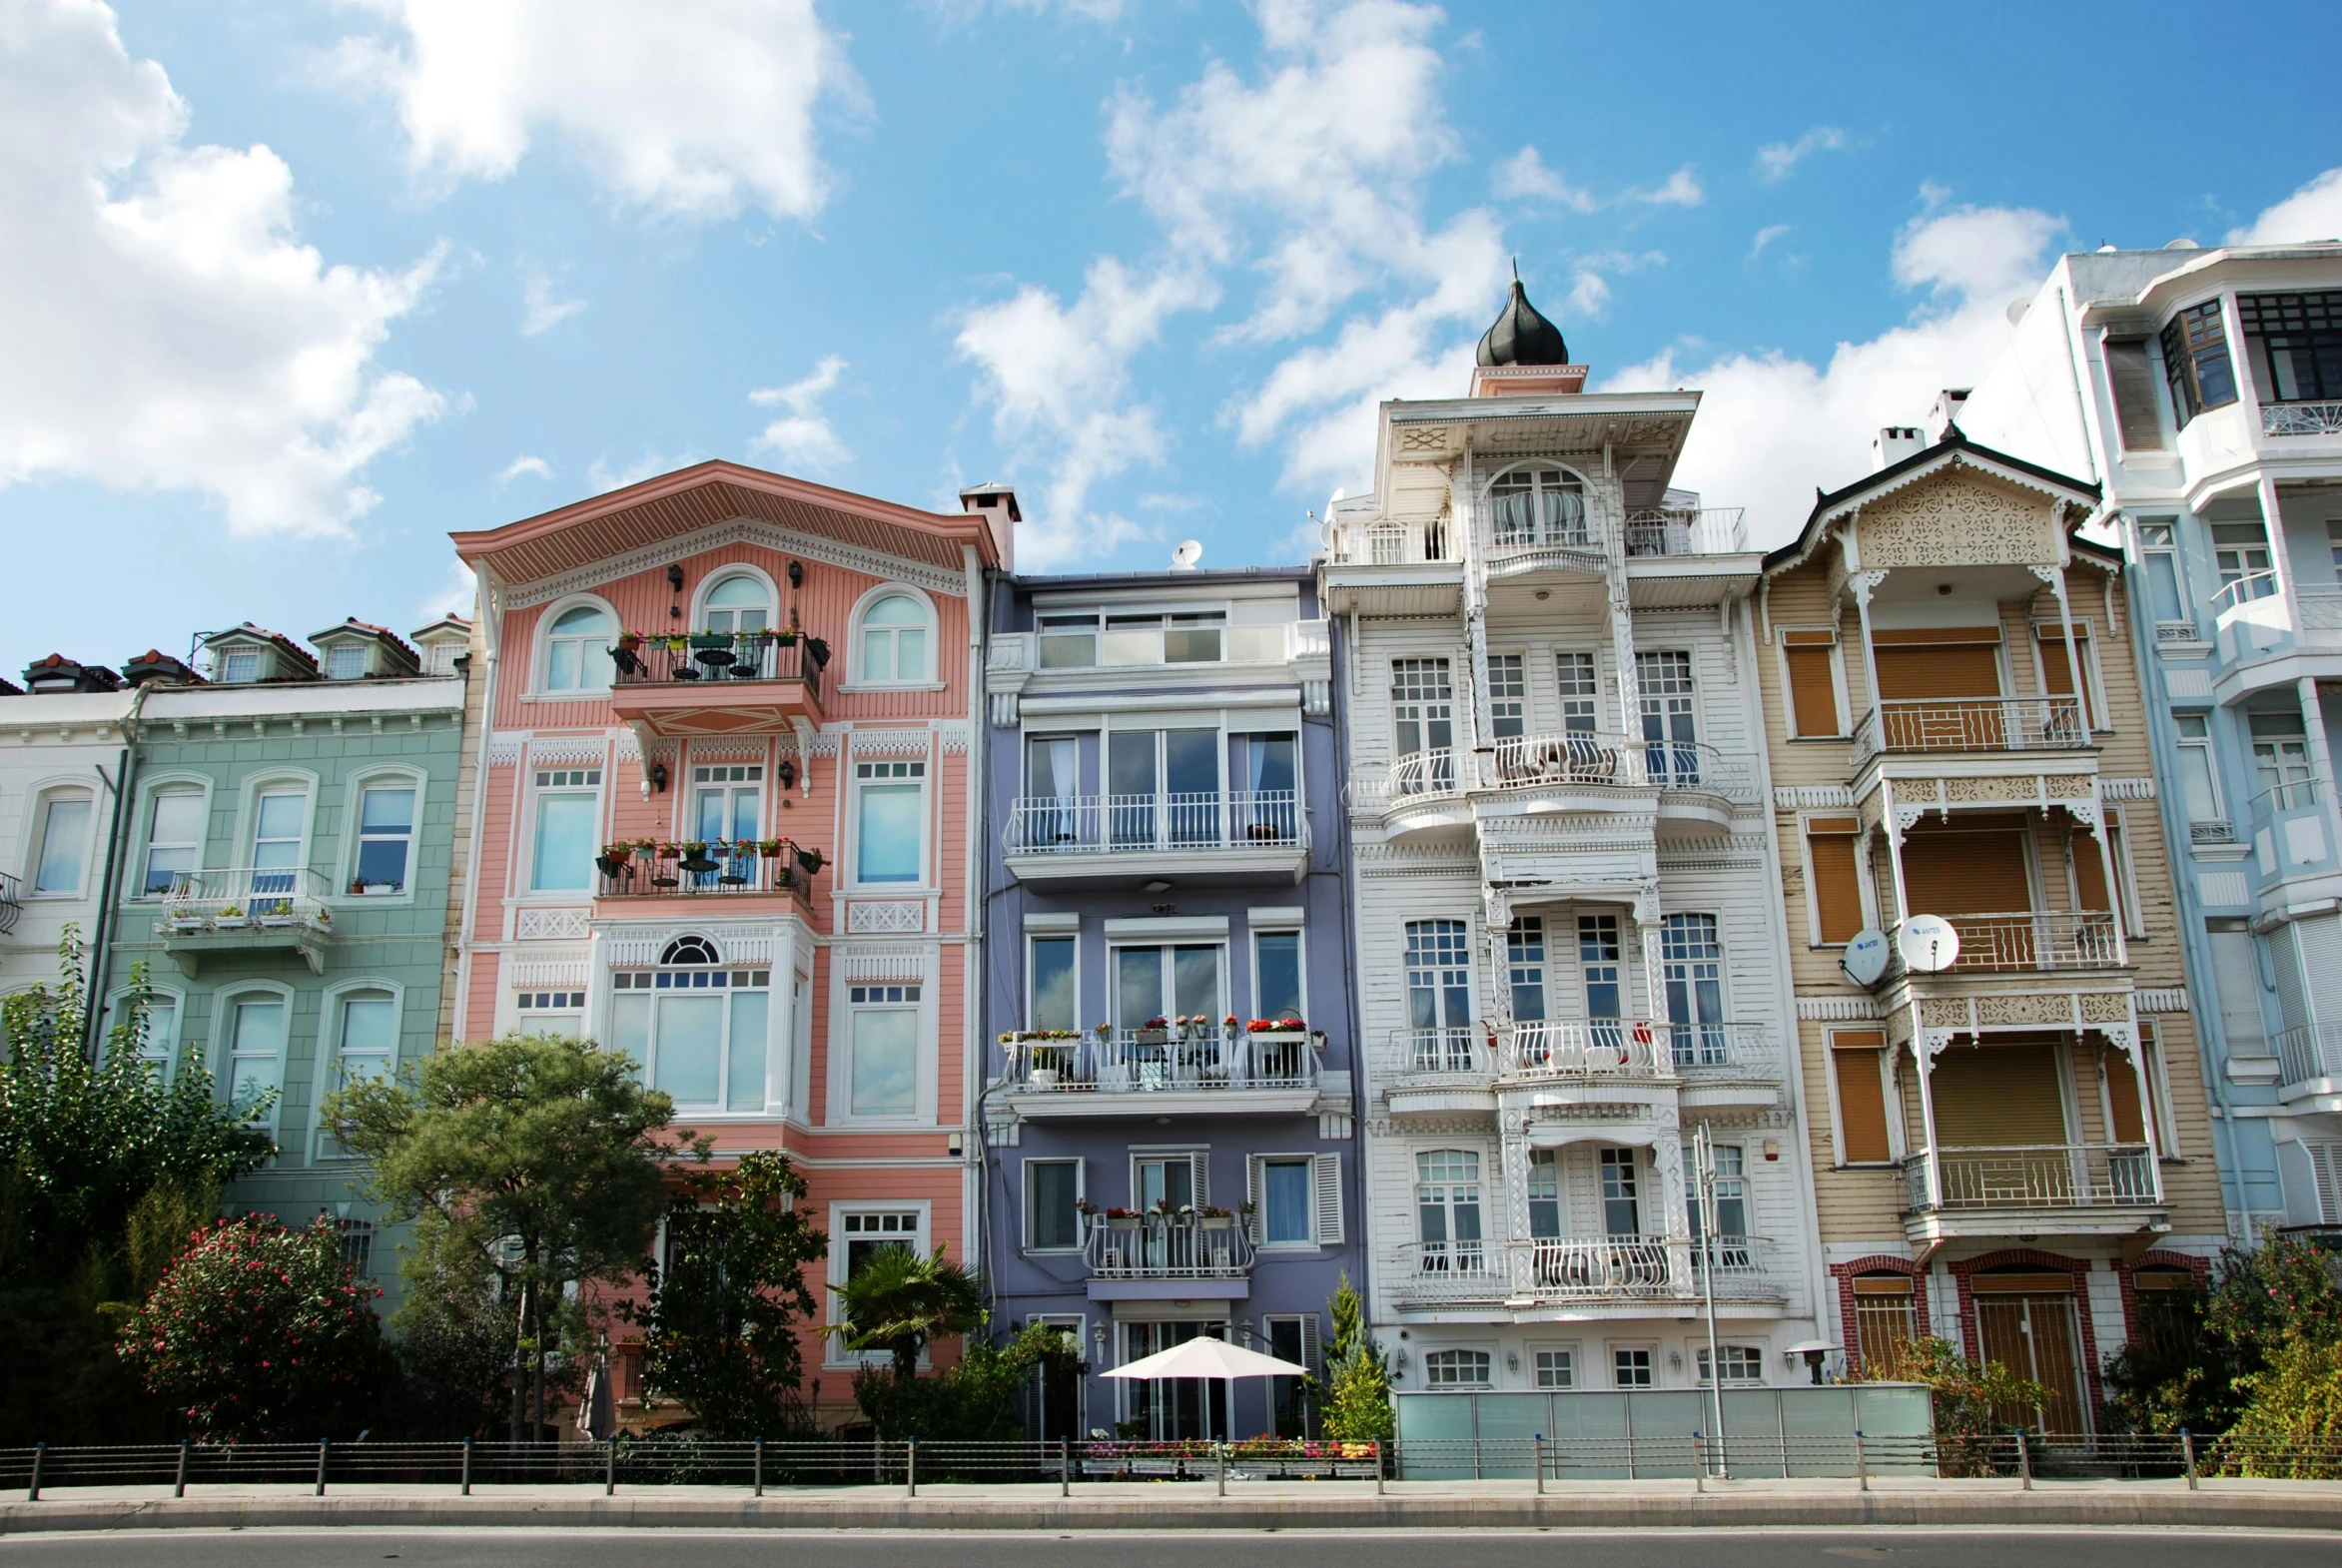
[1122,1320,1226,1439]
[1973,1279,2088,1435]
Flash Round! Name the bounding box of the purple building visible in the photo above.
[979,559,1358,1441]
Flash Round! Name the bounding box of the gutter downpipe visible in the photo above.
[83,679,153,1059]
[452,563,500,1049]
[963,545,989,1299]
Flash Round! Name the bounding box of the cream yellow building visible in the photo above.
[1754,424,2225,1435]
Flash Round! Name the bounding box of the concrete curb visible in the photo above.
[6,1490,2342,1534]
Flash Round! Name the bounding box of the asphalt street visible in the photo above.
[5,1530,2340,1568]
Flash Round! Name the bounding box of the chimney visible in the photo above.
[1928,389,1970,442]
[958,482,1020,571]
[1872,426,1927,471]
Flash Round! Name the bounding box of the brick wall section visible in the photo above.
[2113,1246,2213,1343]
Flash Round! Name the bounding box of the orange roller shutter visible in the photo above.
[1832,1031,1893,1164]
[1808,829,1865,943]
[2035,626,2098,720]
[2070,828,2110,912]
[1902,825,2032,915]
[1930,1040,2067,1148]
[2105,1050,2147,1144]
[1783,632,1841,737]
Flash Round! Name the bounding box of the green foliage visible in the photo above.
[1320,1272,1392,1443]
[2102,1275,2238,1437]
[117,1216,384,1440]
[1872,1335,2052,1474]
[853,1320,1082,1445]
[377,1250,518,1439]
[2225,1334,2342,1476]
[825,1245,984,1379]
[124,1177,221,1303]
[629,1152,826,1437]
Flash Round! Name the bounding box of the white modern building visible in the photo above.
[0,656,136,1007]
[1320,282,1829,1397]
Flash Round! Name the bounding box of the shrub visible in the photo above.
[1320,1273,1392,1444]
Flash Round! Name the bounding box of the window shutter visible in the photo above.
[2104,1050,2147,1145]
[2210,929,2271,1057]
[2104,337,2167,453]
[2311,1143,2342,1224]
[1806,819,1865,943]
[1312,1153,1343,1244]
[2035,625,2098,722]
[1932,1041,2067,1147]
[1831,1032,1892,1164]
[1871,631,2002,701]
[1245,1154,1263,1233]
[2070,827,2110,913]
[1188,1152,1209,1209]
[1298,1312,1322,1380]
[1901,824,2031,916]
[1783,633,1840,738]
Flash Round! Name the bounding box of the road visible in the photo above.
[6,1530,2341,1567]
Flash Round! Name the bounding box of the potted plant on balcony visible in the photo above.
[1197,1205,1233,1231]
[213,904,249,930]
[256,899,296,929]
[596,841,635,879]
[1106,1207,1141,1232]
[678,841,717,874]
[754,837,784,858]
[1135,1016,1171,1047]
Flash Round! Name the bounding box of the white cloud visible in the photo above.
[0,0,445,537]
[1493,146,1595,212]
[1605,199,2063,549]
[335,0,860,222]
[419,556,476,624]
[496,454,553,485]
[516,261,584,335]
[929,0,1131,20]
[1625,165,1703,207]
[747,355,851,471]
[588,448,697,494]
[1755,126,1845,184]
[1567,269,1611,319]
[2228,166,2342,245]
[1749,223,1792,259]
[954,259,1215,566]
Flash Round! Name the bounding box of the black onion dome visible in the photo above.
[1475,277,1569,367]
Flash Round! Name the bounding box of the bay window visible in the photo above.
[610,946,773,1113]
[2161,300,2237,425]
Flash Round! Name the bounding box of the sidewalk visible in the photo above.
[7,1477,2342,1535]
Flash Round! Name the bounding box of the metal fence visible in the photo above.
[4,1431,2341,1498]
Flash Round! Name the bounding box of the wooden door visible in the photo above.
[1974,1283,2088,1435]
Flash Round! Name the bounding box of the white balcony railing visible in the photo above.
[1377,738,1758,806]
[2265,400,2342,437]
[1853,696,2088,766]
[1326,516,1457,566]
[1883,911,2120,975]
[1904,1144,2159,1212]
[1001,1026,1316,1095]
[1385,748,1463,802]
[158,867,334,930]
[1624,507,1748,556]
[2276,1021,2342,1088]
[1002,791,1304,855]
[1085,1213,1253,1279]
[1382,1027,1492,1080]
[1504,1019,1775,1079]
[1394,1235,1781,1303]
[2211,570,2282,616]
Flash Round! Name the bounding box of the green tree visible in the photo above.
[377,1249,518,1439]
[629,1151,827,1437]
[1319,1272,1393,1443]
[853,1320,1082,1446]
[826,1244,984,1380]
[323,1033,701,1441]
[117,1216,384,1440]
[1862,1335,2051,1475]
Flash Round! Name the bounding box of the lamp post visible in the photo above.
[1692,1124,1728,1479]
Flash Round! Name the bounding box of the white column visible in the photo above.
[1909,1008,1941,1205]
[2084,790,2129,968]
[2048,557,2091,744]
[1653,1121,1692,1293]
[1880,780,1914,928]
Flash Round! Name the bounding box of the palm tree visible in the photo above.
[825,1245,985,1378]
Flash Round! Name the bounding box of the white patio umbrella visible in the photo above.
[1100,1335,1310,1382]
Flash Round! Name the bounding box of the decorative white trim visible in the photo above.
[486,734,527,767]
[839,944,929,983]
[686,738,771,763]
[2102,776,2159,801]
[604,924,778,967]
[806,731,844,756]
[938,727,973,755]
[527,735,611,767]
[1775,784,1856,810]
[1798,995,1883,1021]
[504,516,970,608]
[516,908,592,941]
[510,958,590,990]
[2135,988,2190,1014]
[847,728,936,757]
[846,901,927,934]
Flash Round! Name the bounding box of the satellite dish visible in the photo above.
[1898,914,1961,974]
[1840,929,1890,988]
[2005,298,2031,327]
[1171,539,1203,570]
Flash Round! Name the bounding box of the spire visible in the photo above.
[1475,273,1569,368]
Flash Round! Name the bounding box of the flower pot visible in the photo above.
[1200,1214,1232,1231]
[1135,1028,1171,1047]
[214,917,250,931]
[1108,1215,1140,1232]
[1029,1069,1060,1091]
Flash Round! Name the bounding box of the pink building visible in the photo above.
[449,461,1012,1420]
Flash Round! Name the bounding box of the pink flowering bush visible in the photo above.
[117,1216,384,1440]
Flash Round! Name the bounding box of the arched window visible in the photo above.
[1487,464,1587,547]
[661,935,721,966]
[703,574,772,635]
[858,592,931,684]
[140,785,207,896]
[543,602,616,691]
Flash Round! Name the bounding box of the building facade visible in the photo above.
[1754,429,2226,1432]
[979,562,1353,1439]
[0,657,136,1003]
[1959,240,2342,1239]
[1323,284,1830,1399]
[446,461,1007,1422]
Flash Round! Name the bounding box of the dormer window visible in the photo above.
[221,650,261,684]
[424,642,461,676]
[326,644,367,680]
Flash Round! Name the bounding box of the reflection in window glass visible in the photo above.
[143,790,205,895]
[34,796,92,894]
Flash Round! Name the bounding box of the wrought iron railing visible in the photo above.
[1386,748,1461,801]
[0,870,19,935]
[1852,696,2088,764]
[158,868,334,932]
[595,843,816,901]
[609,632,826,698]
[1382,1026,1491,1080]
[1002,791,1304,854]
[1085,1213,1253,1279]
[1905,1143,2160,1212]
[2264,399,2342,437]
[1883,910,2120,975]
[1000,1026,1316,1094]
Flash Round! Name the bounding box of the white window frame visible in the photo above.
[1246,1151,1341,1249]
[825,1201,932,1368]
[101,983,183,1080]
[1413,1147,1485,1273]
[1608,1342,1658,1389]
[849,758,930,890]
[342,766,425,903]
[513,987,587,1038]
[611,958,777,1117]
[324,642,368,681]
[831,967,933,1125]
[1027,930,1081,1033]
[1481,460,1592,547]
[692,566,780,635]
[314,979,403,1159]
[133,775,211,899]
[846,583,943,690]
[1249,924,1306,1024]
[526,766,604,895]
[25,783,99,899]
[1484,650,1528,739]
[1107,940,1228,1034]
[1776,627,1850,739]
[533,593,619,696]
[1798,812,1875,949]
[1420,1347,1495,1389]
[233,772,318,904]
[2136,517,2193,631]
[1696,1343,1769,1386]
[1024,1157,1086,1252]
[1530,1343,1580,1390]
[215,981,296,1134]
[685,762,766,847]
[2172,712,2227,832]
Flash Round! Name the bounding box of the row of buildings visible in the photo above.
[5,235,2338,1441]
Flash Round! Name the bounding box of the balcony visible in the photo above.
[997,1025,1319,1117]
[1479,502,1607,583]
[1624,506,1747,557]
[2245,778,2338,892]
[606,631,826,737]
[1880,911,2122,980]
[1003,791,1308,887]
[594,841,817,905]
[1902,1144,2163,1241]
[0,870,18,934]
[155,868,335,975]
[1367,739,1755,840]
[1390,1235,1784,1311]
[1852,696,2089,770]
[2263,400,2342,437]
[1084,1213,1253,1301]
[2275,1022,2342,1108]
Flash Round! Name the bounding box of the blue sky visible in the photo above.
[4,0,2338,677]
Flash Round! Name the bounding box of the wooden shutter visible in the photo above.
[1871,628,2002,701]
[1312,1153,1343,1243]
[1931,1040,2067,1147]
[1298,1311,1322,1379]
[1783,631,1840,737]
[1807,817,1865,943]
[2070,827,2110,912]
[1189,1152,1209,1209]
[2104,337,2167,453]
[2104,1050,2147,1144]
[1832,1031,1893,1164]
[2210,930,2271,1058]
[1902,823,2031,915]
[2035,625,2098,721]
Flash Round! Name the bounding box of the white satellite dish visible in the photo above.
[1898,914,1961,974]
[1171,539,1203,570]
[1840,928,1890,988]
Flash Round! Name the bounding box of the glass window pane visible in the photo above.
[1032,937,1077,1032]
[341,996,396,1055]
[1108,731,1158,797]
[1254,932,1302,1021]
[547,640,581,690]
[1032,1163,1081,1248]
[856,783,923,882]
[254,792,305,855]
[862,628,895,682]
[610,994,651,1068]
[865,594,924,624]
[1172,945,1219,1018]
[2180,747,2220,821]
[1117,947,1163,1027]
[1164,730,1218,795]
[727,991,769,1111]
[34,797,91,892]
[654,994,724,1105]
[151,790,205,845]
[1264,1160,1313,1243]
[850,1008,918,1116]
[531,793,597,891]
[361,787,414,833]
[552,605,614,633]
[229,998,287,1105]
[896,627,925,678]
